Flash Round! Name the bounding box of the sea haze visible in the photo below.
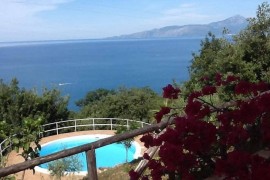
[0,38,201,110]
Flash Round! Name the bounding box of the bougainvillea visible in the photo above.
[129,74,270,179]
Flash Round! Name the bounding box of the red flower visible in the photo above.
[197,105,211,119]
[261,115,270,142]
[255,81,269,92]
[202,85,216,95]
[158,127,181,144]
[235,80,253,95]
[162,84,180,99]
[200,76,209,82]
[130,74,270,180]
[143,153,151,160]
[235,100,260,124]
[226,75,239,83]
[215,73,222,86]
[155,107,171,123]
[129,169,140,180]
[215,151,251,178]
[187,91,202,103]
[148,159,164,180]
[159,142,183,172]
[140,134,154,148]
[250,155,270,180]
[185,100,203,118]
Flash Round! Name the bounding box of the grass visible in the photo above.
[97,158,141,180]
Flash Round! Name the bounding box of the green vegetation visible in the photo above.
[76,87,162,123]
[1,2,269,179]
[130,2,270,179]
[48,154,83,180]
[0,78,70,147]
[96,159,140,180]
[0,78,69,131]
[0,78,70,179]
[115,125,138,163]
[185,2,270,93]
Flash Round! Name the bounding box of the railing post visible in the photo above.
[127,119,129,130]
[56,123,59,135]
[110,118,113,130]
[75,120,77,132]
[9,137,12,149]
[93,119,95,130]
[86,148,98,180]
[0,144,2,157]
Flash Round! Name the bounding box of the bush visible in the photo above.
[48,154,83,180]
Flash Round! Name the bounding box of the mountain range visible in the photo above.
[109,15,248,39]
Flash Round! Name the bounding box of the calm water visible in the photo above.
[39,135,137,170]
[0,38,201,110]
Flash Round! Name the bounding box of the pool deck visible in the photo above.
[6,130,146,180]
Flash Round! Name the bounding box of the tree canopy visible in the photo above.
[0,79,69,138]
[76,87,162,122]
[185,2,270,93]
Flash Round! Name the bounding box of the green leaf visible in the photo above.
[12,138,19,145]
[14,146,19,153]
[23,143,30,151]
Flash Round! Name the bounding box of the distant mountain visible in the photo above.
[109,15,248,39]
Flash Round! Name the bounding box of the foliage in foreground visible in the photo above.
[130,76,270,179]
[129,3,270,179]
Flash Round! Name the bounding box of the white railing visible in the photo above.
[0,137,12,158]
[0,118,150,157]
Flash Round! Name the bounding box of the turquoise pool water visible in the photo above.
[38,135,139,172]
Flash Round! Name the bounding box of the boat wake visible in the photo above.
[58,83,72,86]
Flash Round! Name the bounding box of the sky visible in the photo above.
[0,0,266,42]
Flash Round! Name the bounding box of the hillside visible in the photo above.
[110,15,247,39]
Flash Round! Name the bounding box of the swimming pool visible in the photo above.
[35,135,141,175]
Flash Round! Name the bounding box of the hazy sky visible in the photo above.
[0,0,265,42]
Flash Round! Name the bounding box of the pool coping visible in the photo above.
[34,134,142,176]
[6,130,146,180]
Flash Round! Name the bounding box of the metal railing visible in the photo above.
[0,118,150,158]
[0,118,171,179]
[0,137,12,158]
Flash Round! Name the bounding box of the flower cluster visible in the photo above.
[162,84,180,99]
[130,74,270,180]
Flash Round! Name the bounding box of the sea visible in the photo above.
[0,38,202,111]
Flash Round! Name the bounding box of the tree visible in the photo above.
[236,2,270,81]
[75,88,115,107]
[115,124,138,163]
[0,78,70,174]
[0,78,69,130]
[77,87,161,122]
[10,117,44,180]
[185,2,270,93]
[48,154,83,180]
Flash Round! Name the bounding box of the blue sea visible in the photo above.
[0,38,201,110]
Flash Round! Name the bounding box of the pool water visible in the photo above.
[38,135,139,172]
